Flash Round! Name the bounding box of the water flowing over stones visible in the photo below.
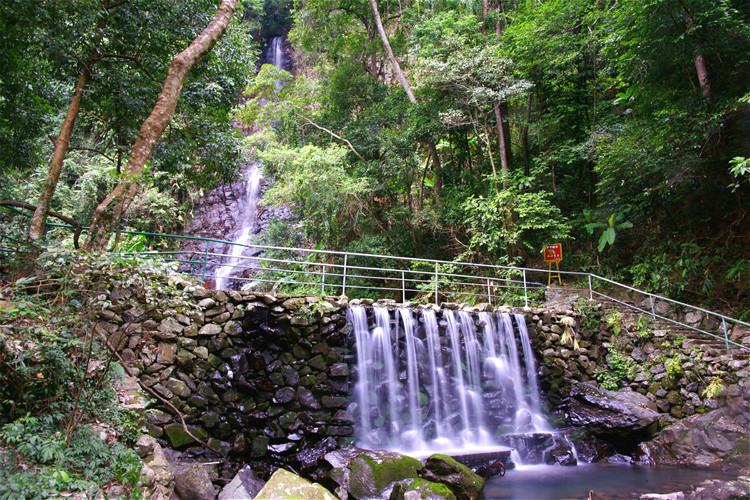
[347,305,554,458]
[214,164,262,289]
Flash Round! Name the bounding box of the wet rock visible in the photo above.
[567,383,662,443]
[390,478,457,500]
[297,437,338,470]
[638,409,750,470]
[164,423,209,449]
[173,464,217,500]
[685,475,750,500]
[419,454,484,500]
[254,468,336,500]
[349,450,422,500]
[218,465,265,500]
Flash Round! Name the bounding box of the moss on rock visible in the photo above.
[349,451,423,499]
[419,454,484,500]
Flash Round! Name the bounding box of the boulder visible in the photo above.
[419,455,484,500]
[218,465,265,500]
[389,478,457,500]
[173,463,217,500]
[638,410,750,470]
[348,450,423,500]
[254,468,337,500]
[686,474,750,500]
[567,383,661,443]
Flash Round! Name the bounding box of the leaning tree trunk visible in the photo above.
[685,13,711,99]
[29,68,90,241]
[84,0,238,251]
[367,0,443,205]
[367,0,417,104]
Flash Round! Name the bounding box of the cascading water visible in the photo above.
[214,164,262,290]
[348,305,560,461]
[267,36,286,85]
[214,36,288,290]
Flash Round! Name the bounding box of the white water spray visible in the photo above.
[349,306,553,456]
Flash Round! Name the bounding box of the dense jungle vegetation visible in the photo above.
[0,1,749,497]
[1,0,749,312]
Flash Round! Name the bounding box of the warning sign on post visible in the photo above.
[543,243,563,262]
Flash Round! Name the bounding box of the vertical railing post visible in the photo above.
[722,318,729,350]
[523,269,528,308]
[486,278,492,305]
[650,296,656,319]
[342,254,348,296]
[201,240,209,281]
[401,271,406,303]
[321,264,326,295]
[588,274,593,300]
[434,262,439,305]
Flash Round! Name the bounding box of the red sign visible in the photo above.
[544,243,563,262]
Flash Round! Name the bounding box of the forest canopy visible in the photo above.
[1,0,749,312]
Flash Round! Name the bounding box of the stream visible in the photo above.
[480,463,731,500]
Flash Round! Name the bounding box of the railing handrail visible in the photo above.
[1,208,747,350]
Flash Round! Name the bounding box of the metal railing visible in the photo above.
[1,208,748,352]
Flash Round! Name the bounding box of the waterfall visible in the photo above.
[214,36,288,290]
[348,305,553,456]
[214,164,262,290]
[267,36,286,70]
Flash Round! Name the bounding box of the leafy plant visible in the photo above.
[604,310,624,335]
[585,212,634,252]
[701,377,725,400]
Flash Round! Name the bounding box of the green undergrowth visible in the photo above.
[0,250,197,499]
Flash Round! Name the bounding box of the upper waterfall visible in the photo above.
[213,36,288,290]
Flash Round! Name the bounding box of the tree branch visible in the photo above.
[299,115,366,162]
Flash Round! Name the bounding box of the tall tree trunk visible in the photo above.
[29,68,90,241]
[84,0,238,250]
[520,92,531,177]
[685,13,711,99]
[494,101,513,189]
[367,0,416,104]
[367,0,443,206]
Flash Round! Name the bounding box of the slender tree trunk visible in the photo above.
[29,68,90,241]
[367,0,442,206]
[494,101,513,189]
[685,13,711,99]
[367,0,416,104]
[482,0,489,37]
[84,0,238,250]
[520,92,531,176]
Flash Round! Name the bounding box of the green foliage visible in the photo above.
[585,212,633,252]
[594,348,637,390]
[604,310,623,335]
[462,188,571,260]
[701,377,724,400]
[0,250,199,498]
[260,143,370,246]
[0,416,142,500]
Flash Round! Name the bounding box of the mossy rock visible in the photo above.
[390,478,457,500]
[349,451,422,499]
[255,468,337,500]
[419,454,484,500]
[164,423,208,449]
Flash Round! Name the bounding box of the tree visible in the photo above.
[84,0,240,250]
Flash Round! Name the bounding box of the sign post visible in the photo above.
[543,243,563,285]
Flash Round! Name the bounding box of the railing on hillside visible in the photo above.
[1,207,748,352]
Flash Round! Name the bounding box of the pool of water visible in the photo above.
[480,463,731,500]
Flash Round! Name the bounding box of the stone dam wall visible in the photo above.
[96,287,749,473]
